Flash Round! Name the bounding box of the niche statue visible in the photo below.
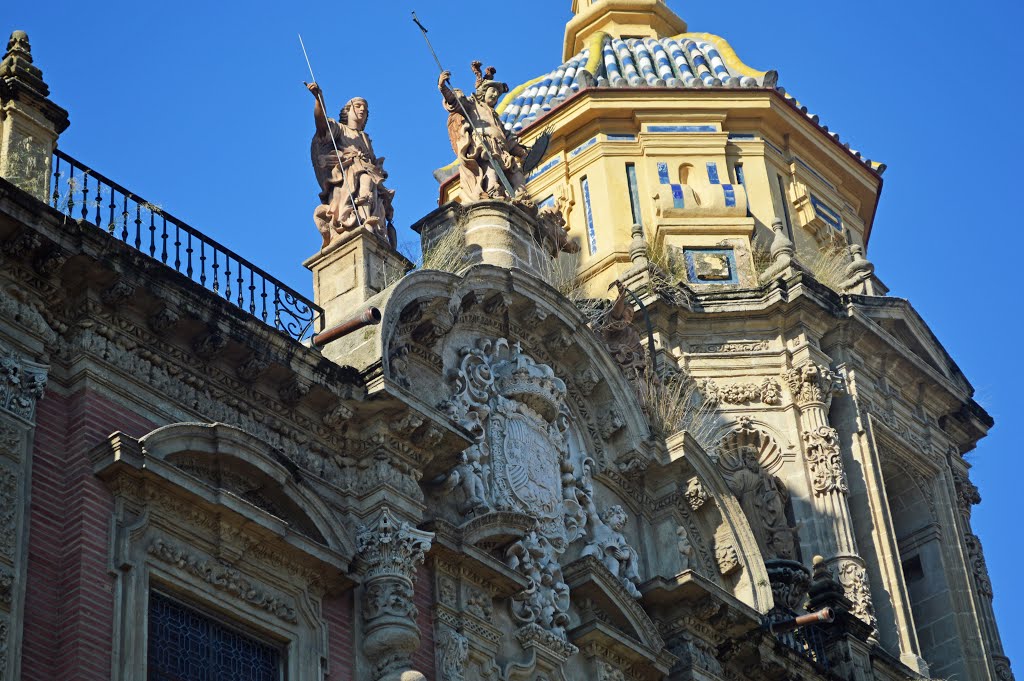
[307,83,396,249]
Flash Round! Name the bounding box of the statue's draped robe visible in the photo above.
[310,118,394,237]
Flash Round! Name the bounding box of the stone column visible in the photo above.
[355,506,434,681]
[783,360,876,631]
[953,469,1017,681]
[0,31,69,202]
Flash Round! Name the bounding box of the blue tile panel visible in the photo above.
[728,133,756,140]
[648,125,718,133]
[606,133,636,141]
[722,184,737,207]
[657,162,671,184]
[569,137,598,158]
[706,162,720,184]
[527,157,560,181]
[581,176,597,255]
[684,248,739,284]
[657,162,685,208]
[499,36,762,133]
[810,195,843,231]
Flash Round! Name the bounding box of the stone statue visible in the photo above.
[443,443,490,516]
[307,83,396,249]
[676,525,693,571]
[582,504,642,597]
[439,62,530,204]
[598,284,646,377]
[723,446,800,561]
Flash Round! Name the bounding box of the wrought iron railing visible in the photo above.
[50,149,322,341]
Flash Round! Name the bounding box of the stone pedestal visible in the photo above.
[0,31,68,202]
[304,229,411,330]
[412,201,552,276]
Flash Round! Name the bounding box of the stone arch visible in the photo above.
[666,433,774,612]
[139,422,353,557]
[378,264,653,470]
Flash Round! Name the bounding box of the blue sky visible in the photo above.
[7,0,1023,667]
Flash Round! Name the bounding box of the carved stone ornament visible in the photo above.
[717,444,799,561]
[953,468,981,522]
[437,627,469,681]
[837,559,877,629]
[765,559,811,611]
[782,361,840,408]
[676,525,694,571]
[147,538,298,623]
[701,377,782,405]
[440,337,620,644]
[581,505,643,598]
[356,507,434,681]
[965,533,993,598]
[356,506,433,582]
[802,425,848,496]
[598,661,627,681]
[994,655,1016,681]
[684,476,709,511]
[0,345,47,423]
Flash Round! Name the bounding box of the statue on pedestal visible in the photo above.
[307,83,396,249]
[439,62,530,205]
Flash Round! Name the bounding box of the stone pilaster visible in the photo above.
[783,360,876,632]
[0,31,68,202]
[0,341,47,680]
[356,506,434,681]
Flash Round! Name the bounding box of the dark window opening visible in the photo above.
[148,591,284,681]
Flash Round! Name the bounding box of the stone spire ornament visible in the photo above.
[0,30,69,201]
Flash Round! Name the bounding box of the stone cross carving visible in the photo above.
[355,507,433,681]
[308,83,396,249]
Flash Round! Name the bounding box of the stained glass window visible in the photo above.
[148,591,283,681]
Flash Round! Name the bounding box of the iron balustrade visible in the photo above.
[50,149,322,341]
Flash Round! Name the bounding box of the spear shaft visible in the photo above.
[411,12,516,198]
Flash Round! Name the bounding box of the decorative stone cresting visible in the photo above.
[356,507,434,681]
[0,345,47,423]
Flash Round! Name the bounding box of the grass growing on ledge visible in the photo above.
[420,225,468,274]
[636,369,720,449]
[538,252,607,326]
[804,242,850,292]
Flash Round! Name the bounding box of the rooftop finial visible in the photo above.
[1,30,48,96]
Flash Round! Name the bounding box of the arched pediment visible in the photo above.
[135,422,352,556]
[379,264,653,471]
[665,432,773,612]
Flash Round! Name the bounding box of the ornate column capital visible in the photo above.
[355,506,433,581]
[782,361,840,409]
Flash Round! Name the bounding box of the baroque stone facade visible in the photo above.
[0,4,1015,681]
